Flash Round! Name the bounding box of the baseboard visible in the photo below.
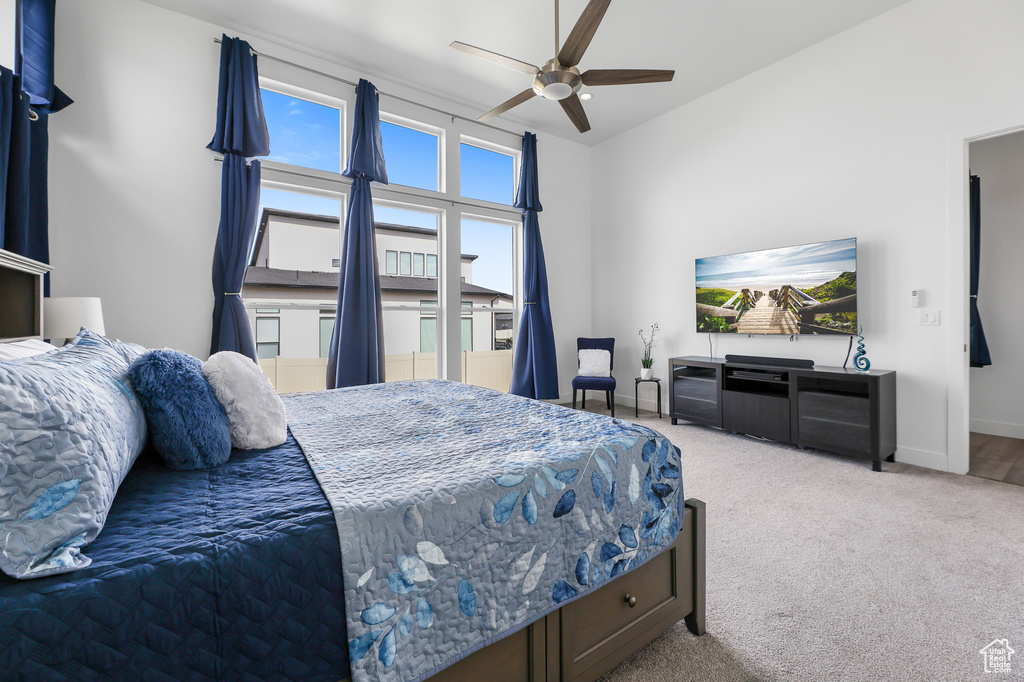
[969,418,1024,440]
[891,446,948,472]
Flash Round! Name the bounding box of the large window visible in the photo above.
[254,66,521,390]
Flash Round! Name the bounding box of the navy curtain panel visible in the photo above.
[207,35,269,157]
[17,0,72,113]
[208,36,269,359]
[969,174,992,368]
[0,66,30,254]
[211,155,261,360]
[327,79,388,389]
[510,132,558,400]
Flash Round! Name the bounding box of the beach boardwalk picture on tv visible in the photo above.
[695,238,857,335]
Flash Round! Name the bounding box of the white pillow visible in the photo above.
[578,349,611,377]
[202,351,287,450]
[0,339,57,360]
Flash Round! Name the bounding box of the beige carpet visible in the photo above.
[583,408,1024,681]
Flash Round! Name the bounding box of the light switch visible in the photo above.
[918,310,940,326]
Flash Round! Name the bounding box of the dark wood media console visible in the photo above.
[669,356,896,471]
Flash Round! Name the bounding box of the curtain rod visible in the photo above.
[213,37,523,140]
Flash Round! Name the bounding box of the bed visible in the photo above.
[0,282,705,681]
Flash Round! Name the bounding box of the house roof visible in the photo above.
[251,208,479,264]
[243,266,511,299]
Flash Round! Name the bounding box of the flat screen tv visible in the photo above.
[695,237,857,335]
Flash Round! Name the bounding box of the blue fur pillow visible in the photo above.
[128,350,231,470]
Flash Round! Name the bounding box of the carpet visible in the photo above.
[596,414,1024,681]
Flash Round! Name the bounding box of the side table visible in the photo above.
[634,377,662,418]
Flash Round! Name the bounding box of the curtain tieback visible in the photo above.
[524,301,537,305]
[223,292,242,296]
[970,295,978,299]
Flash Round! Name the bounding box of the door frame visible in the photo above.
[946,114,1024,475]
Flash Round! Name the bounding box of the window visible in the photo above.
[255,188,341,272]
[413,253,425,277]
[399,252,412,276]
[426,254,437,277]
[461,142,515,205]
[261,88,342,174]
[494,312,514,350]
[386,250,398,275]
[419,300,437,353]
[380,120,439,191]
[332,258,341,268]
[461,302,474,352]
[320,317,334,358]
[256,308,280,314]
[256,317,280,359]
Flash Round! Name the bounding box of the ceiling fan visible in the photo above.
[450,0,674,133]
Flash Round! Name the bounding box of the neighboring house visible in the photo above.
[243,208,514,360]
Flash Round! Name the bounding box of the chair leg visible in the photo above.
[606,391,612,410]
[581,390,586,409]
[572,388,577,409]
[609,391,615,418]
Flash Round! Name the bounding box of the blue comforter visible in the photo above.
[0,436,349,681]
[286,380,684,682]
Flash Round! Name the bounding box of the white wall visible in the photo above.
[968,130,1024,439]
[48,0,593,402]
[590,0,1024,471]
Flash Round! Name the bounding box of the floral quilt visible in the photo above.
[284,380,684,682]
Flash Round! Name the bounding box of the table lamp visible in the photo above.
[44,297,105,345]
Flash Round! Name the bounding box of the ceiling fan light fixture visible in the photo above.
[538,81,574,100]
[532,64,582,101]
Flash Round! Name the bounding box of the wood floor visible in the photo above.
[969,432,1024,486]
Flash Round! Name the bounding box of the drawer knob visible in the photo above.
[624,594,637,608]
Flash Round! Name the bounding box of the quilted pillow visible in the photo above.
[0,329,148,579]
[128,350,231,470]
[202,351,287,450]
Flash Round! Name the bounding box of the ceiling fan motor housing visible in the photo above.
[533,59,582,100]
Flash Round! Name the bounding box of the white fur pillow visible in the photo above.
[578,349,611,377]
[202,351,287,450]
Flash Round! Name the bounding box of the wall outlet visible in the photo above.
[918,310,940,326]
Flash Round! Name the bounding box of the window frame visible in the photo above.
[386,250,398,275]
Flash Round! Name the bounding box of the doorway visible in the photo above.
[965,130,1024,486]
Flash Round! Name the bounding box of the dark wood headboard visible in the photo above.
[0,249,52,342]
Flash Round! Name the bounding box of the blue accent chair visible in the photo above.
[571,337,615,417]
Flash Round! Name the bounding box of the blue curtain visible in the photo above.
[208,36,269,359]
[510,132,558,400]
[1,0,66,290]
[17,0,72,114]
[211,155,260,360]
[970,174,991,368]
[327,79,388,389]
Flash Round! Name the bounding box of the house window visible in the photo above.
[380,119,439,191]
[413,253,425,277]
[386,250,398,275]
[400,252,412,276]
[320,317,334,358]
[332,258,341,268]
[494,312,514,350]
[260,87,342,174]
[256,317,280,359]
[419,300,437,353]
[461,140,515,205]
[426,254,437,278]
[462,301,474,352]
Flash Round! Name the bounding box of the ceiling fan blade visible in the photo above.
[450,41,540,75]
[559,94,591,133]
[479,89,537,122]
[557,0,612,68]
[581,69,675,86]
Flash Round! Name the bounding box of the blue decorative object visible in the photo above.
[128,350,231,470]
[327,78,388,389]
[208,35,268,360]
[510,132,559,400]
[0,329,147,579]
[853,326,871,372]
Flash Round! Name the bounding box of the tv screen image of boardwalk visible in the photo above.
[695,238,857,335]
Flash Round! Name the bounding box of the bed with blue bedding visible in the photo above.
[0,379,703,682]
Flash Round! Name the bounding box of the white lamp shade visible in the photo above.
[44,297,105,341]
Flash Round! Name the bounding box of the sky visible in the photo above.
[258,88,516,295]
[695,238,857,290]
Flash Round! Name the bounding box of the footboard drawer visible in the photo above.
[553,505,696,682]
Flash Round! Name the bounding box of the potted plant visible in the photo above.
[638,323,659,380]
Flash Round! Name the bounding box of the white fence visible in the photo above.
[259,349,514,394]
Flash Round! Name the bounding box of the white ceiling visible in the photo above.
[139,0,913,145]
